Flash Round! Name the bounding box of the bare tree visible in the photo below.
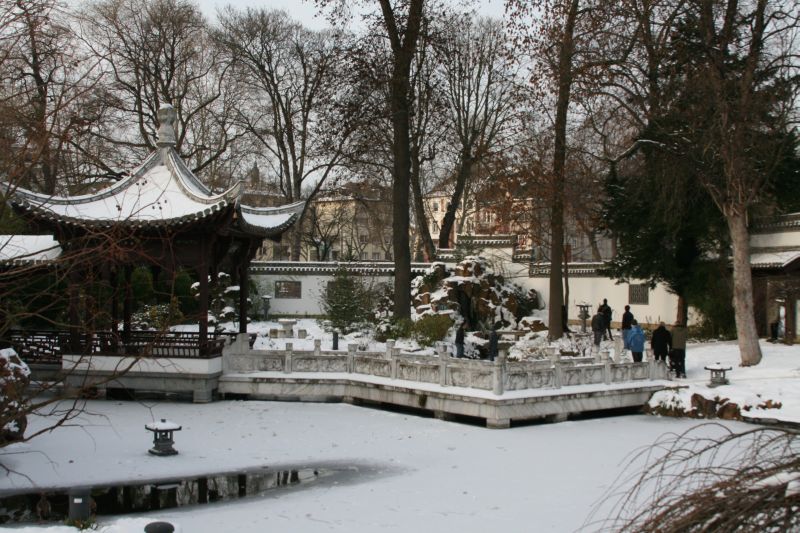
[79,0,241,175]
[302,200,345,261]
[437,16,516,249]
[589,423,800,532]
[215,8,356,260]
[0,0,109,195]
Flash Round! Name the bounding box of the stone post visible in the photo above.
[438,344,448,387]
[492,350,506,395]
[613,337,623,363]
[386,340,395,360]
[601,348,611,384]
[347,343,356,373]
[284,343,293,374]
[488,330,499,361]
[314,339,321,356]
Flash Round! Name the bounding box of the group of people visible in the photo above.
[590,300,688,377]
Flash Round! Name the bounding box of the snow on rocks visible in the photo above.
[411,256,537,331]
[0,347,30,444]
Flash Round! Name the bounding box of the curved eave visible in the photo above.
[10,198,233,230]
[1,148,243,222]
[163,149,243,205]
[236,200,306,237]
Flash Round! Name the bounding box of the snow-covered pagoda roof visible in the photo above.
[2,105,304,238]
[750,250,800,270]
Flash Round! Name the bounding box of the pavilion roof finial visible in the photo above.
[157,104,177,147]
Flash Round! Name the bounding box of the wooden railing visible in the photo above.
[7,330,247,362]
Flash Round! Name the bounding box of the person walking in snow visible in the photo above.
[598,299,613,340]
[621,305,634,349]
[591,307,605,348]
[628,320,646,362]
[670,322,688,378]
[651,321,672,363]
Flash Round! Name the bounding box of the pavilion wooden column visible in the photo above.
[123,266,133,344]
[237,240,262,334]
[68,268,81,353]
[238,260,248,334]
[786,293,797,345]
[198,247,210,355]
[110,267,119,352]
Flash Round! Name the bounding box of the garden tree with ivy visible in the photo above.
[505,0,621,340]
[602,152,732,332]
[686,0,799,366]
[603,0,800,365]
[321,267,374,333]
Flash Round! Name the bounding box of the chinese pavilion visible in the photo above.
[2,105,304,398]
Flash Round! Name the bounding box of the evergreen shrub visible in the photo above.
[320,267,372,333]
[414,314,453,346]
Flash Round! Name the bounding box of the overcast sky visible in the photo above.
[195,0,507,29]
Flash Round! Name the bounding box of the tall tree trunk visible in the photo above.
[379,0,423,320]
[727,210,762,365]
[410,146,436,261]
[563,248,570,330]
[547,0,579,340]
[438,151,472,248]
[391,101,412,318]
[676,294,688,326]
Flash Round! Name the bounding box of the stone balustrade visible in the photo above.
[223,334,669,395]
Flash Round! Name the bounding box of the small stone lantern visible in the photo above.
[577,303,591,333]
[704,362,732,387]
[145,419,182,456]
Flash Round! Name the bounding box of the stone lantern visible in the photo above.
[145,419,182,456]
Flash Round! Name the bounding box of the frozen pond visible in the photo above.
[0,399,750,532]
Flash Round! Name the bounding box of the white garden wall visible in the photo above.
[250,249,687,326]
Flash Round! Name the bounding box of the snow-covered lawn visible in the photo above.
[0,333,797,532]
[652,340,800,423]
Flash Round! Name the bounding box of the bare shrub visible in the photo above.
[586,423,800,532]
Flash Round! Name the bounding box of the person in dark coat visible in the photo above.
[598,299,613,340]
[591,308,605,347]
[650,321,672,363]
[455,324,465,358]
[670,322,688,378]
[621,305,634,348]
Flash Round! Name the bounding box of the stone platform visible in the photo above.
[219,372,668,428]
[219,334,671,428]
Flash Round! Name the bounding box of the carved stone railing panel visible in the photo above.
[222,336,670,394]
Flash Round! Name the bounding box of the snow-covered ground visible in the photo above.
[652,340,800,423]
[0,332,797,532]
